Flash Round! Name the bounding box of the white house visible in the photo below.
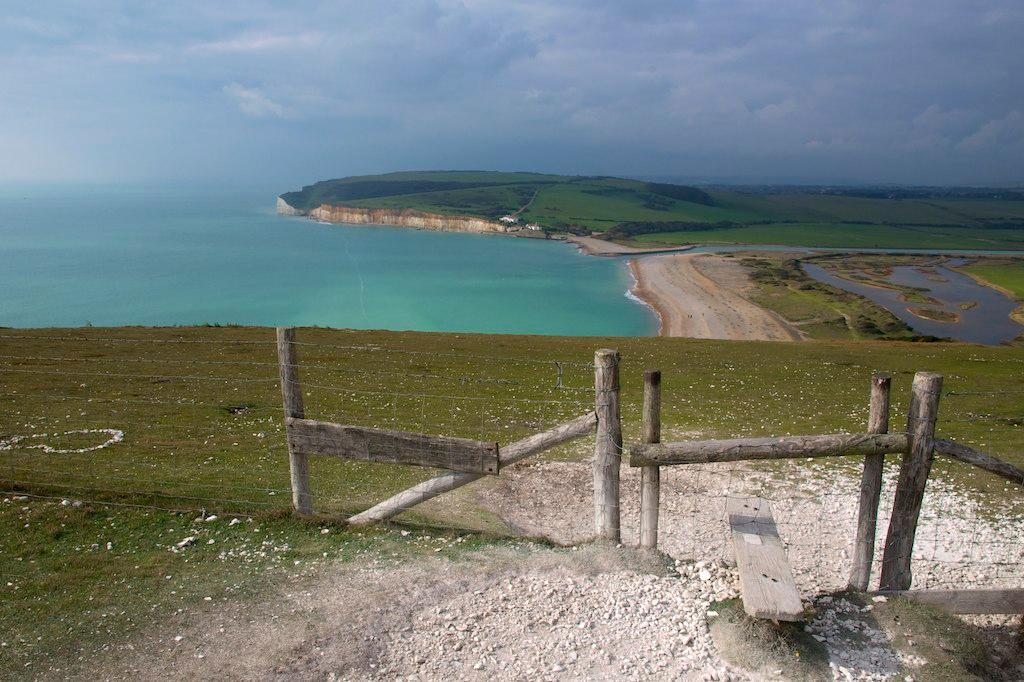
[500,215,519,224]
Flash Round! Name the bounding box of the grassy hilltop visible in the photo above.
[280,170,1024,250]
[2,326,1023,676]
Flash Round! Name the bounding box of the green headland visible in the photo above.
[280,170,1024,250]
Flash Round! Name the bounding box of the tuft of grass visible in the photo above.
[872,596,1005,681]
[709,597,830,680]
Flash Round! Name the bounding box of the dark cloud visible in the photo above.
[0,0,1021,184]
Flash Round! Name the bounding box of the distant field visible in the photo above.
[959,260,1024,299]
[630,222,1024,250]
[711,193,1024,225]
[279,170,1024,249]
[516,180,754,229]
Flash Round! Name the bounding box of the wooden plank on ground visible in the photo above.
[286,417,499,475]
[727,496,804,621]
[877,589,1024,614]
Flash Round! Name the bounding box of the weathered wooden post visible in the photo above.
[593,349,622,542]
[879,371,942,591]
[848,372,891,590]
[276,327,313,515]
[639,369,661,549]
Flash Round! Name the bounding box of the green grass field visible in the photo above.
[630,223,1024,250]
[709,193,1018,225]
[2,326,1021,510]
[960,260,1024,299]
[515,180,755,229]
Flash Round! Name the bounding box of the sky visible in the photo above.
[1,0,1022,186]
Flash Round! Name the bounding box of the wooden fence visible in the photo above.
[276,329,1023,614]
[629,367,1024,619]
[276,328,612,526]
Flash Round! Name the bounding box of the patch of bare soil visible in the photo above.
[82,545,748,681]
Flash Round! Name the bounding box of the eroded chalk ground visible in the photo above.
[71,458,1024,681]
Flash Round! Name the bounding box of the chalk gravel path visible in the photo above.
[93,459,1023,681]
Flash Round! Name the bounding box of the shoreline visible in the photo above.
[627,253,804,341]
[566,235,696,257]
[625,261,663,334]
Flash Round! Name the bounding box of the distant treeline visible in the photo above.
[604,220,754,240]
[712,185,1024,201]
[644,183,716,205]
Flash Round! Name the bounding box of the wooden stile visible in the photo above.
[277,327,313,515]
[728,497,804,621]
[639,369,661,550]
[630,432,906,467]
[593,349,622,542]
[286,418,499,475]
[879,372,943,591]
[849,372,891,591]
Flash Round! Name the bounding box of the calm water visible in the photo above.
[0,184,655,335]
[803,261,1024,344]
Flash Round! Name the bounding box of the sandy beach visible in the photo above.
[629,253,803,340]
[566,235,696,257]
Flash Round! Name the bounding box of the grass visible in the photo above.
[2,326,1022,506]
[958,258,1024,326]
[344,183,540,219]
[711,193,1020,225]
[629,222,1024,250]
[516,180,756,230]
[871,595,1005,680]
[959,260,1024,300]
[708,598,830,680]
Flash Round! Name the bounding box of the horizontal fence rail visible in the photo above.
[934,438,1024,487]
[286,418,500,475]
[629,432,908,467]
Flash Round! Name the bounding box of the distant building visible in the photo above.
[500,215,519,224]
[525,223,541,231]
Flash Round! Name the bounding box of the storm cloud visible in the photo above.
[1,0,1021,184]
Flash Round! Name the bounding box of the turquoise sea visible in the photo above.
[0,184,656,335]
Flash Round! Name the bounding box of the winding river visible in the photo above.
[801,260,1023,344]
